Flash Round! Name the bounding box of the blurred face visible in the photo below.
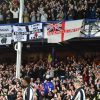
[22,80,27,87]
[67,90,72,95]
[0,96,4,100]
[40,4,43,8]
[62,85,65,90]
[56,77,59,80]
[41,91,44,96]
[56,82,59,86]
[74,83,80,89]
[70,85,74,90]
[77,76,83,83]
[14,8,17,12]
[31,78,33,82]
[53,78,56,81]
[91,84,94,88]
[17,91,22,97]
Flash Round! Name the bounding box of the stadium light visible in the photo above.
[15,0,24,79]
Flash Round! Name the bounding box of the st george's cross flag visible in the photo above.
[45,20,83,43]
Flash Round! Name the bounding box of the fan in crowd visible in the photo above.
[0,55,100,100]
[0,0,100,24]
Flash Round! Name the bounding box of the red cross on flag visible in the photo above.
[45,20,83,43]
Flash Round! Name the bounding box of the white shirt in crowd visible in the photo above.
[46,68,54,79]
[31,15,36,22]
[41,13,48,22]
[30,11,36,22]
[49,69,54,78]
[10,8,19,19]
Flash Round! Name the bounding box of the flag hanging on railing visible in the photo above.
[0,25,12,45]
[0,20,84,45]
[45,20,83,43]
[63,20,83,41]
[28,23,43,40]
[44,22,62,43]
[13,25,28,42]
[0,22,43,45]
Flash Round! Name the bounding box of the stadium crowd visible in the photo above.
[0,55,100,100]
[0,0,100,24]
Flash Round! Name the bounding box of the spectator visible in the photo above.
[47,10,52,21]
[0,54,100,99]
[57,10,64,21]
[5,9,12,23]
[0,0,99,24]
[0,10,4,24]
[40,11,48,22]
[23,10,30,23]
[30,10,36,22]
[96,8,100,19]
[22,76,34,100]
[36,11,40,22]
[72,80,86,100]
[10,4,19,23]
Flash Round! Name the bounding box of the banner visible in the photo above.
[13,26,27,33]
[0,37,12,45]
[28,23,42,31]
[44,22,62,43]
[28,23,43,40]
[45,20,83,43]
[13,26,28,42]
[29,32,43,40]
[0,25,12,45]
[63,20,83,41]
[13,35,27,42]
[0,25,12,34]
[0,20,86,45]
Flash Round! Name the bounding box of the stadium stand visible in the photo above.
[0,0,99,23]
[0,55,100,100]
[0,0,100,100]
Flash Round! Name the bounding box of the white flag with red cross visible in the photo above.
[44,20,83,43]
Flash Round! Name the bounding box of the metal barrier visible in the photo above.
[0,19,99,38]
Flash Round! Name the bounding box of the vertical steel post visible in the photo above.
[15,0,24,79]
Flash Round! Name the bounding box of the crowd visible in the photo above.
[0,0,100,24]
[0,55,100,100]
